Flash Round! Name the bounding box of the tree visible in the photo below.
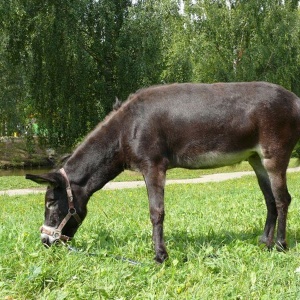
[1,0,300,151]
[117,0,170,98]
[181,0,300,94]
[0,2,27,136]
[160,1,194,83]
[2,0,132,149]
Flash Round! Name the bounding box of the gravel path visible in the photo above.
[2,167,300,197]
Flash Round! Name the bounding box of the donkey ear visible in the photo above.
[25,172,63,186]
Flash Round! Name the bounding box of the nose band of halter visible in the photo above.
[40,225,72,242]
[41,168,82,243]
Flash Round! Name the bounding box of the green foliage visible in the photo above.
[187,0,300,86]
[117,1,167,94]
[0,28,27,136]
[1,0,300,149]
[1,0,132,149]
[2,173,300,298]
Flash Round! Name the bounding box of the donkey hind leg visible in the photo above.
[248,154,277,248]
[265,163,291,251]
[143,164,168,263]
[250,153,291,250]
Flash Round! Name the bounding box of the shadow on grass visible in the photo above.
[74,225,300,262]
[75,227,261,256]
[171,229,258,245]
[167,228,262,257]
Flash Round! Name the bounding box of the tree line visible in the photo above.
[1,0,300,149]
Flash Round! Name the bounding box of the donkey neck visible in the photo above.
[64,117,124,197]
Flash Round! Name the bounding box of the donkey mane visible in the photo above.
[113,97,123,111]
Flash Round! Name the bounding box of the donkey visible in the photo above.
[26,82,300,263]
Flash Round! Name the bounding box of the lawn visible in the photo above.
[0,158,299,190]
[1,172,300,299]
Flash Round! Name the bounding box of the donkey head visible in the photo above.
[26,169,86,247]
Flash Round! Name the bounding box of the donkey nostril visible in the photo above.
[41,237,50,247]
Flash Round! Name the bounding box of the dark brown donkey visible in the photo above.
[26,82,300,263]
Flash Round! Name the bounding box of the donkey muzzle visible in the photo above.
[40,225,72,247]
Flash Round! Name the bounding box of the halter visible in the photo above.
[40,168,82,243]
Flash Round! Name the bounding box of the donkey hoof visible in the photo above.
[259,235,268,245]
[155,252,169,264]
[275,241,288,252]
[259,235,275,250]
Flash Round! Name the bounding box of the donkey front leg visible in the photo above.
[144,167,168,263]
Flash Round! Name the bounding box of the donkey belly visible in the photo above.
[173,148,257,169]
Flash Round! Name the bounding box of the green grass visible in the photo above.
[1,163,254,190]
[0,175,41,190]
[0,158,299,190]
[114,158,299,182]
[1,173,300,299]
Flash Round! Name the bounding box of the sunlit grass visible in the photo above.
[0,158,299,190]
[113,161,255,182]
[114,158,299,182]
[1,172,300,299]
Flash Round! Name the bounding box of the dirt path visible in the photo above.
[2,167,300,197]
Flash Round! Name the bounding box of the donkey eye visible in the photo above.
[46,200,58,210]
